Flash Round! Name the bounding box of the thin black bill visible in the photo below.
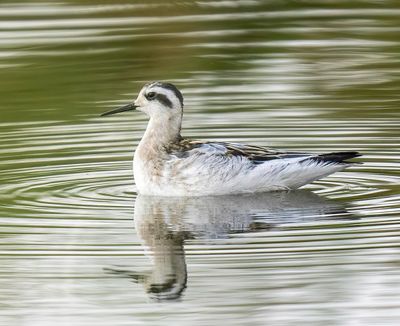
[100,103,137,116]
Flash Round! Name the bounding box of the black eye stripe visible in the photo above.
[146,82,184,108]
[156,93,173,108]
[158,83,184,107]
[146,91,173,108]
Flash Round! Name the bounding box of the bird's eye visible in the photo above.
[146,92,156,100]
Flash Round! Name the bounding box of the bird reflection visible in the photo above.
[106,190,352,301]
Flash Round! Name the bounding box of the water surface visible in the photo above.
[1,1,399,325]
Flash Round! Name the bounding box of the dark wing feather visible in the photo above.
[167,139,361,165]
[166,139,361,165]
[166,139,308,162]
[223,142,309,163]
[165,139,207,158]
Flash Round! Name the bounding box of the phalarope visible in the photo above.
[101,81,361,196]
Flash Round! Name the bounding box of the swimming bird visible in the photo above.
[101,81,361,196]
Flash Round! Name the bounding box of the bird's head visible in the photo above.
[101,81,184,120]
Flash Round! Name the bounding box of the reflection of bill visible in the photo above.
[107,190,352,301]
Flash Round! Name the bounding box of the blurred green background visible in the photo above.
[1,0,400,123]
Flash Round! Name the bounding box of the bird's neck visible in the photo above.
[138,115,182,153]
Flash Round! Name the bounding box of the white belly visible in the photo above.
[133,147,346,196]
[133,156,299,196]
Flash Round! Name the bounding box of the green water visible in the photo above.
[1,1,399,325]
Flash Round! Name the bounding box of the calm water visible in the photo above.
[1,1,400,325]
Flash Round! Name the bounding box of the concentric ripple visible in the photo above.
[1,116,399,225]
[0,121,141,234]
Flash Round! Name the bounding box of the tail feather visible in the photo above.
[308,151,362,165]
[284,151,361,189]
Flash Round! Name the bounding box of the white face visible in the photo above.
[134,82,184,119]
